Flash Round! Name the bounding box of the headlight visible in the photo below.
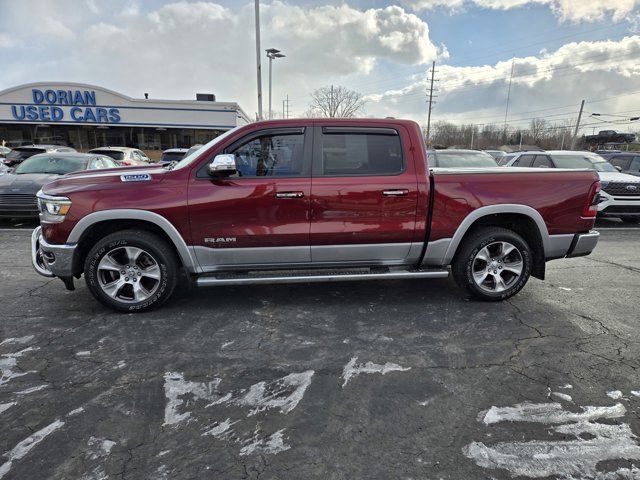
[37,191,72,223]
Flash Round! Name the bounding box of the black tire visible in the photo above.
[84,230,178,312]
[452,226,532,301]
[621,217,640,224]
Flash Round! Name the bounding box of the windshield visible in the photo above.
[434,151,498,168]
[172,128,240,170]
[550,154,617,172]
[14,155,87,175]
[91,150,125,161]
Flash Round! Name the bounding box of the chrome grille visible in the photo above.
[602,182,640,196]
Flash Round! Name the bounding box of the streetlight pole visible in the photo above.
[254,0,263,120]
[265,48,285,120]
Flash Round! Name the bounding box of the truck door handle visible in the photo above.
[276,191,305,198]
[382,189,409,196]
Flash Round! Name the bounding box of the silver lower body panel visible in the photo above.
[196,268,449,287]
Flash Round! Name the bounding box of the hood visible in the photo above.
[0,173,61,194]
[41,165,169,197]
[598,171,640,183]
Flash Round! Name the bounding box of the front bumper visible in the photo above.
[31,226,77,278]
[597,191,640,217]
[566,230,599,258]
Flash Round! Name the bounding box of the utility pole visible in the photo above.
[425,61,438,145]
[560,132,565,150]
[470,128,474,149]
[330,85,334,117]
[504,59,515,140]
[254,0,263,120]
[570,99,585,149]
[284,94,290,118]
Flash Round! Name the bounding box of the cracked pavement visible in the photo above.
[1,223,639,479]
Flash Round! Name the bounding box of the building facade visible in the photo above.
[0,82,250,150]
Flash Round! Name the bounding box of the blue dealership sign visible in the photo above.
[9,89,120,124]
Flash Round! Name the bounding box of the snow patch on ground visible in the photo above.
[341,357,410,387]
[16,384,48,395]
[76,351,91,357]
[0,419,64,479]
[631,391,640,397]
[202,418,238,438]
[559,384,573,389]
[0,336,34,346]
[163,372,223,426]
[480,402,626,425]
[464,422,640,479]
[607,390,624,400]
[235,371,315,416]
[0,347,39,386]
[551,392,573,402]
[221,341,235,349]
[86,436,116,459]
[67,407,84,417]
[0,402,16,415]
[239,429,290,456]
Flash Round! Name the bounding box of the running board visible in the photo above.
[196,267,449,287]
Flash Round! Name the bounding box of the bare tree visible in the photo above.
[307,85,366,118]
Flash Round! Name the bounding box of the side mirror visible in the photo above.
[208,154,237,176]
[615,166,622,172]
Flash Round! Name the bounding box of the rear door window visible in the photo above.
[532,155,553,168]
[630,157,640,173]
[512,154,535,167]
[317,129,403,176]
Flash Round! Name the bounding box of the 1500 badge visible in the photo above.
[120,173,151,182]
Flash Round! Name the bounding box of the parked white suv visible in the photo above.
[88,147,151,166]
[504,150,640,223]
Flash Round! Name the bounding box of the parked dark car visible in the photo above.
[3,145,77,168]
[600,152,640,177]
[0,152,118,219]
[585,130,636,145]
[428,149,499,168]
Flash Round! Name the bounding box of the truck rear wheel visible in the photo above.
[452,227,532,301]
[84,230,178,312]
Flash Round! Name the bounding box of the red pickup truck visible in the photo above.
[31,119,601,312]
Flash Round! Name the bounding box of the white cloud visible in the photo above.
[0,1,439,117]
[405,0,640,23]
[366,35,640,130]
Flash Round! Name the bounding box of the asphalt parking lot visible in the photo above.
[1,220,639,479]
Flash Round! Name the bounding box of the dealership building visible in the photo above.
[0,82,251,150]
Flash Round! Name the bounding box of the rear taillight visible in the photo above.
[582,180,601,217]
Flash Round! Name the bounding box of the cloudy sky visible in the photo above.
[2,0,640,133]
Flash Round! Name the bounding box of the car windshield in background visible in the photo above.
[435,151,498,168]
[92,150,125,161]
[550,154,617,172]
[14,155,87,175]
[161,152,185,162]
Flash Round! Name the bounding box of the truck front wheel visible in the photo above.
[84,230,178,312]
[452,227,532,301]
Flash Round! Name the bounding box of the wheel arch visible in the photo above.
[443,205,549,280]
[69,210,198,275]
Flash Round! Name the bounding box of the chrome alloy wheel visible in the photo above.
[96,246,161,303]
[471,241,524,293]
